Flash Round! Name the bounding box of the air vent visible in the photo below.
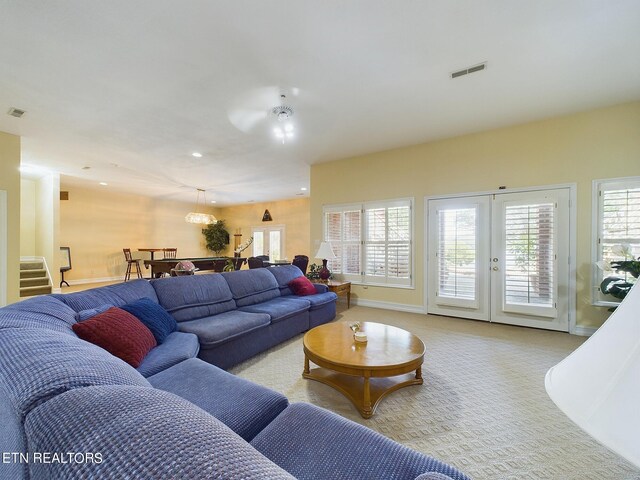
[451,62,487,79]
[7,107,26,118]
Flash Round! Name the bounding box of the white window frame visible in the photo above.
[592,176,640,306]
[323,198,414,289]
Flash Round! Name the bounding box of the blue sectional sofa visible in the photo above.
[0,266,469,480]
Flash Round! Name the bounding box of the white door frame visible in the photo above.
[424,183,577,334]
[0,190,7,307]
[251,224,287,259]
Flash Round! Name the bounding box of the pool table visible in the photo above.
[144,257,245,278]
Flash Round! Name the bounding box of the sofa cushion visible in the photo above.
[266,264,305,296]
[121,297,177,343]
[178,310,270,346]
[239,297,311,324]
[52,279,158,312]
[0,296,77,335]
[72,307,157,368]
[0,328,149,420]
[148,358,288,441]
[222,269,281,307]
[288,276,317,296]
[151,274,237,322]
[251,403,470,480]
[137,332,200,377]
[305,291,339,310]
[24,385,295,480]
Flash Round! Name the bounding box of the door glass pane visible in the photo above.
[253,231,264,257]
[438,208,476,300]
[270,231,281,260]
[504,203,554,306]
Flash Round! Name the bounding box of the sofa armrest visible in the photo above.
[313,283,329,294]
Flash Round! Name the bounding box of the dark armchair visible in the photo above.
[292,255,309,274]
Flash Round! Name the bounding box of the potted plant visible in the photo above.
[202,220,230,255]
[597,244,639,301]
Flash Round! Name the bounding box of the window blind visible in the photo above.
[504,203,554,307]
[323,199,412,286]
[437,208,476,301]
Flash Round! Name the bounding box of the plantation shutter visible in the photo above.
[436,207,477,304]
[599,184,640,274]
[323,199,413,286]
[363,200,412,286]
[503,202,555,309]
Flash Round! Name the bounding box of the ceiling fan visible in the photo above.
[227,86,297,143]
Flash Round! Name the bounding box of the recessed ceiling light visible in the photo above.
[210,200,216,204]
[82,166,91,170]
[248,200,254,203]
[99,182,108,186]
[192,152,203,158]
[300,187,307,191]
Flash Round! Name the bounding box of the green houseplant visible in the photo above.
[597,244,639,301]
[202,220,230,255]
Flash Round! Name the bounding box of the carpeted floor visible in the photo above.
[231,305,640,480]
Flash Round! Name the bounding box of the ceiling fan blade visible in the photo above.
[228,108,268,133]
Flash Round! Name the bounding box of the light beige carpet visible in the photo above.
[231,305,640,480]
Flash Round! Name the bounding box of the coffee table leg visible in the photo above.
[416,366,422,381]
[303,354,310,375]
[362,375,372,418]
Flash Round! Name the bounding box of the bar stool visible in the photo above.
[123,248,143,281]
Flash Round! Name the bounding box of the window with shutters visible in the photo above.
[593,177,640,304]
[323,199,413,287]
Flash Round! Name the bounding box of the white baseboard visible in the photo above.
[65,276,122,286]
[571,326,597,337]
[350,298,425,314]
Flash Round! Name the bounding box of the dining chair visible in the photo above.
[248,257,266,269]
[292,255,309,274]
[256,255,269,262]
[163,248,178,259]
[123,248,143,281]
[232,257,246,271]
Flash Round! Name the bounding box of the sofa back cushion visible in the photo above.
[72,308,157,368]
[24,385,296,480]
[52,279,158,312]
[222,269,281,307]
[266,265,305,296]
[0,296,77,335]
[0,328,150,421]
[152,274,237,322]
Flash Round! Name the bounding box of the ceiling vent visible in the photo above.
[7,107,26,118]
[451,62,487,79]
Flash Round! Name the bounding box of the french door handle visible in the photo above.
[492,266,499,271]
[492,258,499,262]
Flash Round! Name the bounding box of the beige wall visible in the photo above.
[20,179,36,256]
[216,198,310,260]
[310,101,640,329]
[60,184,219,281]
[0,131,21,305]
[35,174,60,287]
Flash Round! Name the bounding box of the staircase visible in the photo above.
[20,259,52,298]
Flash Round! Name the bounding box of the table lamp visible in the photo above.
[545,282,640,468]
[314,242,336,281]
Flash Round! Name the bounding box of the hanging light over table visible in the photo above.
[185,188,217,225]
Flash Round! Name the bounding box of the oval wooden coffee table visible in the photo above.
[303,321,425,418]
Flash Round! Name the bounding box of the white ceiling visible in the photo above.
[1,1,639,205]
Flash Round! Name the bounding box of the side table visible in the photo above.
[324,280,351,308]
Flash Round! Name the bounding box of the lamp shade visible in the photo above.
[314,242,336,260]
[545,282,640,468]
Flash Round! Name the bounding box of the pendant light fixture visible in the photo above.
[185,188,217,225]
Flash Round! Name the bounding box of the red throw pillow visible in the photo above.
[288,276,317,296]
[72,307,157,368]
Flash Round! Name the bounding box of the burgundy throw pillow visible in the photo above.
[288,276,317,296]
[72,307,157,368]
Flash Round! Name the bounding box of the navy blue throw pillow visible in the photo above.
[121,298,177,344]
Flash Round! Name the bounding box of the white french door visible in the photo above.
[427,188,570,331]
[252,225,285,260]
